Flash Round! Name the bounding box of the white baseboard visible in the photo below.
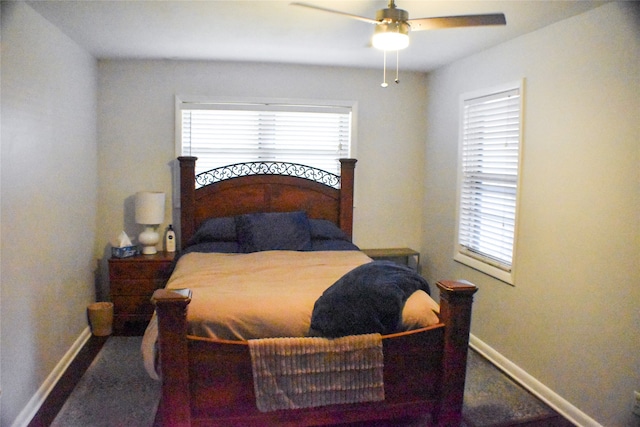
[11,327,92,427]
[469,334,602,427]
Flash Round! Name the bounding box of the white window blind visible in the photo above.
[180,101,352,176]
[456,84,522,282]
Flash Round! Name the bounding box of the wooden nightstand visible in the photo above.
[109,252,175,335]
[361,247,420,271]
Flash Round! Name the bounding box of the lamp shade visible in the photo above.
[135,191,165,225]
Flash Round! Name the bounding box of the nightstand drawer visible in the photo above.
[109,261,172,280]
[110,279,166,295]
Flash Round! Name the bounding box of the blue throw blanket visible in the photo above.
[310,261,430,338]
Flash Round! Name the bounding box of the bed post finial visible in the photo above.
[178,156,197,249]
[435,280,477,426]
[339,158,357,239]
[152,288,193,426]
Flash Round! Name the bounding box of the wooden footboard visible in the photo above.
[152,281,477,427]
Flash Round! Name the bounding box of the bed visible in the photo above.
[148,156,478,426]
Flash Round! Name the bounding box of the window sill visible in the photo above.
[454,252,514,286]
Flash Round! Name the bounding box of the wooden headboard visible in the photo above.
[178,157,357,249]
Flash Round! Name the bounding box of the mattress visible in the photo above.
[142,250,440,379]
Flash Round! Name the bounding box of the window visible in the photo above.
[177,97,354,177]
[454,81,523,285]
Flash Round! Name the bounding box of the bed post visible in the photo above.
[178,156,197,249]
[152,288,193,427]
[339,158,357,239]
[435,280,478,426]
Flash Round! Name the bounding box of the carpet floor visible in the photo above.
[51,337,160,427]
[50,336,570,426]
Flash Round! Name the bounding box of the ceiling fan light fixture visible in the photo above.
[291,1,507,86]
[372,22,410,51]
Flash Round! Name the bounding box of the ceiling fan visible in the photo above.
[291,0,506,86]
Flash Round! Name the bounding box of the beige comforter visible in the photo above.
[166,250,440,340]
[170,250,360,339]
[142,250,440,378]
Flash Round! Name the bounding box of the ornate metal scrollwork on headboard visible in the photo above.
[195,162,341,189]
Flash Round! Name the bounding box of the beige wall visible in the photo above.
[95,59,428,294]
[0,2,98,425]
[422,3,639,426]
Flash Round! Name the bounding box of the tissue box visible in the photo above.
[111,245,140,259]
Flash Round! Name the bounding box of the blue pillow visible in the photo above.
[310,239,360,251]
[236,211,312,253]
[309,219,350,241]
[183,241,240,254]
[187,216,237,245]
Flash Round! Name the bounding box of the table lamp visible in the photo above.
[135,191,165,255]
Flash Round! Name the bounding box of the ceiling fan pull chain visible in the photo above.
[381,50,389,87]
[395,50,400,84]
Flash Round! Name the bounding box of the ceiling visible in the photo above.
[26,0,607,72]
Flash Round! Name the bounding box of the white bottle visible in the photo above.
[165,224,176,253]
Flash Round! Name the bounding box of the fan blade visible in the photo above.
[290,2,379,25]
[408,13,506,31]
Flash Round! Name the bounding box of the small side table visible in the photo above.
[361,247,420,271]
[108,252,175,335]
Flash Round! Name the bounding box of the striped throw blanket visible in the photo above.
[248,334,384,412]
